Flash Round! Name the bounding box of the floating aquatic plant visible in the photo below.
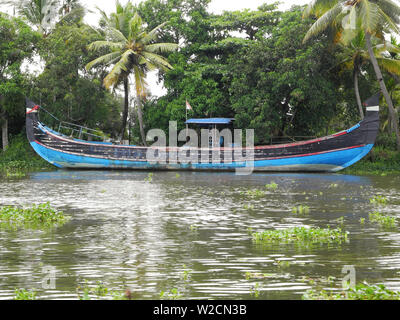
[245,272,284,280]
[243,204,255,210]
[302,282,400,300]
[335,216,345,225]
[369,195,388,206]
[291,205,310,214]
[250,283,260,298]
[144,172,153,182]
[0,202,69,229]
[76,280,130,300]
[181,264,192,281]
[14,288,37,300]
[265,181,278,190]
[252,226,348,244]
[160,288,182,300]
[245,189,265,198]
[275,260,291,268]
[369,211,397,228]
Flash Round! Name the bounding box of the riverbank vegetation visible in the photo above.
[0,0,398,173]
[0,134,53,177]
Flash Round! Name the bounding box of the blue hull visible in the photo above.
[30,140,373,172]
[26,95,380,173]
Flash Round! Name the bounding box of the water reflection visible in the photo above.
[0,170,399,299]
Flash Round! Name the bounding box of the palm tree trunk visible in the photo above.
[136,98,147,146]
[2,118,8,151]
[353,67,364,119]
[365,32,400,151]
[120,77,129,142]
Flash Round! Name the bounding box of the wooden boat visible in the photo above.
[26,95,380,172]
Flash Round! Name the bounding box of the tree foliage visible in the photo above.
[0,0,399,151]
[31,22,122,137]
[0,13,39,148]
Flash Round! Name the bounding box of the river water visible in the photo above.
[0,170,399,300]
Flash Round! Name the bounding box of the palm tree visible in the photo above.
[3,0,59,36]
[4,0,85,36]
[338,30,400,119]
[303,0,400,150]
[86,2,177,144]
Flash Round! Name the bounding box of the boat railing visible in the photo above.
[57,121,106,141]
[38,106,107,142]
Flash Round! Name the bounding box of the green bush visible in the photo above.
[0,134,52,174]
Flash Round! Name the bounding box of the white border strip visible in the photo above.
[366,106,379,111]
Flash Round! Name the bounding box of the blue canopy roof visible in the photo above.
[185,118,235,125]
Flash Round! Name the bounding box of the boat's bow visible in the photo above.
[26,98,40,144]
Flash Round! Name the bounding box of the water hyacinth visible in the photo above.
[245,189,265,198]
[369,195,388,205]
[369,211,397,228]
[252,226,348,244]
[292,205,310,214]
[0,202,69,228]
[303,282,400,300]
[265,181,278,190]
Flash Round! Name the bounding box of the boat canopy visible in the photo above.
[185,118,235,125]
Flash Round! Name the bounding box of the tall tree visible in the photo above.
[3,0,85,36]
[226,8,344,144]
[86,1,178,144]
[32,22,122,138]
[303,0,400,150]
[338,30,400,119]
[3,0,59,36]
[0,13,39,150]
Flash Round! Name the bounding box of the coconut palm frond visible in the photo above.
[96,5,111,26]
[341,5,358,45]
[377,0,400,24]
[128,12,144,40]
[141,51,173,71]
[88,40,125,52]
[303,0,319,18]
[360,0,380,34]
[377,57,400,75]
[141,21,168,44]
[303,2,343,43]
[85,51,122,71]
[303,0,339,18]
[103,61,126,89]
[104,26,128,43]
[145,43,179,53]
[133,65,148,98]
[377,8,399,34]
